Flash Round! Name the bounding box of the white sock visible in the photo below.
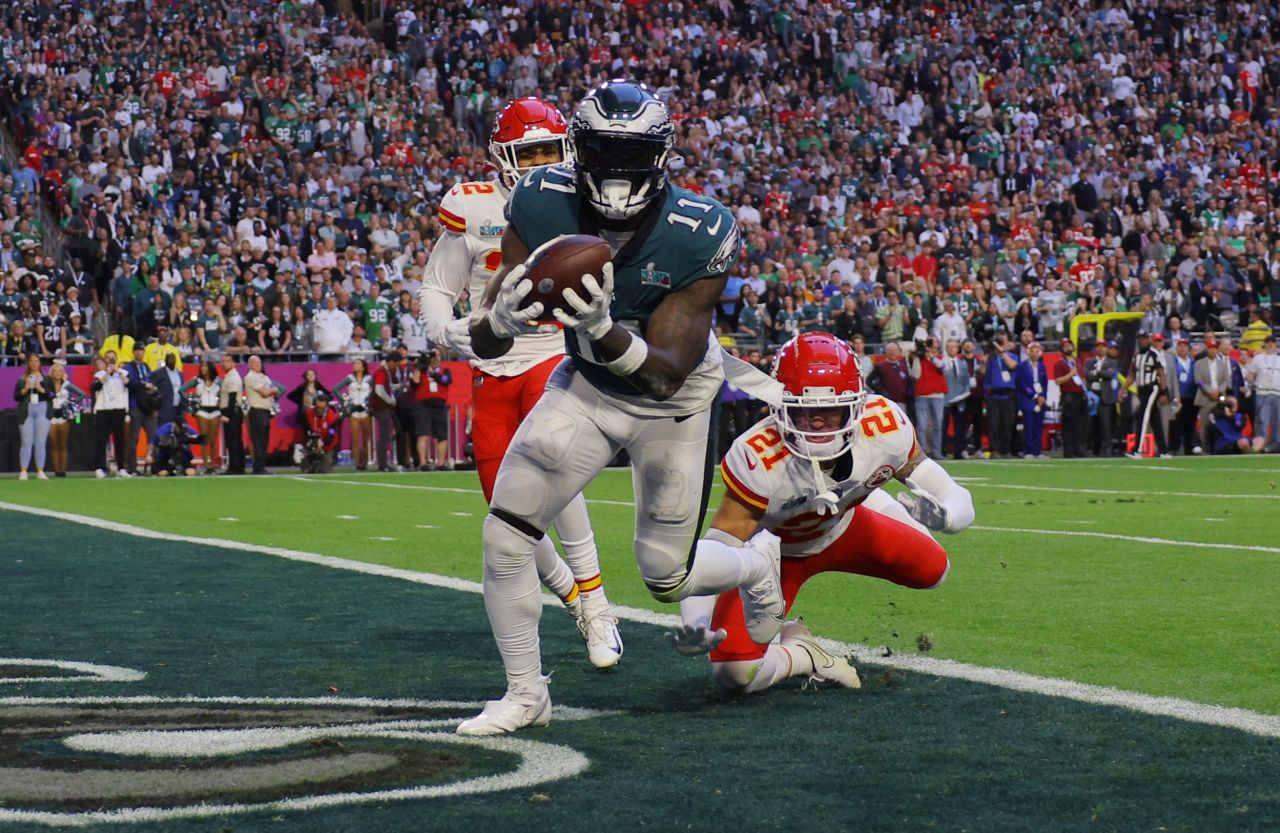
[679,594,717,629]
[680,535,766,597]
[533,534,578,603]
[481,514,545,689]
[552,495,605,593]
[713,646,795,694]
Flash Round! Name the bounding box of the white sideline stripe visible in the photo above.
[966,482,1280,501]
[0,659,145,685]
[285,477,1280,550]
[3,501,1279,738]
[971,524,1280,555]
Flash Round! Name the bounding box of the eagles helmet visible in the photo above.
[568,80,674,220]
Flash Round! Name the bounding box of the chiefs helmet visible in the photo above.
[489,97,570,188]
[771,333,866,461]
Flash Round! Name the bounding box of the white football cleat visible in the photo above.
[740,529,784,644]
[94,469,107,479]
[576,605,623,669]
[456,676,552,736]
[781,620,861,689]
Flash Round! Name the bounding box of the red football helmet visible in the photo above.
[489,97,570,188]
[771,333,866,461]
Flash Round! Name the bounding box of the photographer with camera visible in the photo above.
[909,336,948,458]
[983,333,1020,458]
[92,353,132,478]
[153,420,202,477]
[301,390,343,473]
[411,349,452,471]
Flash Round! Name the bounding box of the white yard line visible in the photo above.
[970,524,1280,555]
[3,500,1279,739]
[967,482,1280,501]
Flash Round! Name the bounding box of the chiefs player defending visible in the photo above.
[667,333,975,693]
[420,98,622,669]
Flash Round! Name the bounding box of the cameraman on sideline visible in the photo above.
[410,349,451,471]
[302,391,343,473]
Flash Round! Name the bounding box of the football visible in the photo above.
[521,234,612,322]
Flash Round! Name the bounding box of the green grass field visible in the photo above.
[1,457,1278,831]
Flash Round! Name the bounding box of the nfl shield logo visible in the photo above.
[639,262,672,288]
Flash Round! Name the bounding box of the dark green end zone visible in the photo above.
[1,514,1277,833]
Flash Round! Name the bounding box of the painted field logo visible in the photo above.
[0,662,611,827]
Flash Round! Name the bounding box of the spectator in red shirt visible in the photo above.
[1053,339,1087,458]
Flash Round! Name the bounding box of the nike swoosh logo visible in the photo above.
[744,453,757,471]
[707,215,723,236]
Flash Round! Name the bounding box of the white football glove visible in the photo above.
[553,262,614,340]
[487,263,545,338]
[896,486,948,531]
[664,622,728,656]
[443,316,478,362]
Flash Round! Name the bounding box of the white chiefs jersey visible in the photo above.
[720,396,920,557]
[421,180,563,376]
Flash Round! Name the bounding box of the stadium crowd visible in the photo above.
[2,0,1280,471]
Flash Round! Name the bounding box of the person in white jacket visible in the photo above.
[312,294,353,356]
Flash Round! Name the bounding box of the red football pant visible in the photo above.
[708,505,949,663]
[472,355,562,502]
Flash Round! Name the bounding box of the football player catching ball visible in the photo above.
[459,81,784,735]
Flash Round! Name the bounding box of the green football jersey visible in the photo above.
[507,164,740,406]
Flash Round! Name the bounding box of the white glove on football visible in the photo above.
[443,317,478,362]
[896,486,948,531]
[553,262,614,340]
[487,263,545,338]
[665,622,728,656]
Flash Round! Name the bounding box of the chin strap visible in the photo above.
[809,457,841,516]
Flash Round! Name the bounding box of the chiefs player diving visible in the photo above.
[419,98,622,670]
[668,332,975,693]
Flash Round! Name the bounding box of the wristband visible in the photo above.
[605,330,649,377]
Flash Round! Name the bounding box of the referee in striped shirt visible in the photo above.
[1131,331,1171,458]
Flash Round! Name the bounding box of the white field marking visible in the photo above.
[415,524,437,530]
[1060,519,1098,525]
[0,696,606,828]
[1199,518,1228,523]
[283,474,644,507]
[3,502,1280,738]
[0,659,145,685]
[971,525,1280,555]
[369,536,397,542]
[335,514,359,520]
[217,517,239,522]
[967,482,1280,501]
[449,512,471,517]
[950,476,990,483]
